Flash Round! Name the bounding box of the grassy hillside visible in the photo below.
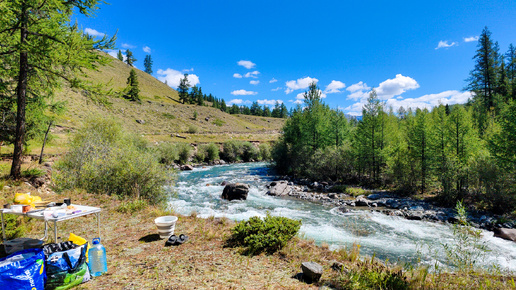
[53,52,284,143]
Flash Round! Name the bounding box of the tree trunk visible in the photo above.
[39,121,53,164]
[10,6,28,179]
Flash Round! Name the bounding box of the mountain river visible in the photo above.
[167,162,516,272]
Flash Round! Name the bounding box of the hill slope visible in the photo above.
[54,52,284,143]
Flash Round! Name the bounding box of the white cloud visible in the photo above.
[435,40,458,50]
[143,46,151,53]
[271,87,282,91]
[347,81,370,93]
[231,90,258,96]
[285,77,318,94]
[269,78,278,83]
[376,74,419,100]
[344,90,473,116]
[84,28,105,37]
[121,43,136,49]
[157,68,200,88]
[237,60,256,69]
[228,99,252,105]
[257,99,283,106]
[292,99,303,105]
[244,71,260,78]
[233,73,243,78]
[464,36,479,43]
[183,68,194,73]
[250,80,260,85]
[324,80,346,94]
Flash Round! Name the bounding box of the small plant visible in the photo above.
[162,113,176,119]
[22,167,45,178]
[154,142,178,165]
[258,143,271,161]
[229,213,301,255]
[188,125,199,134]
[117,199,148,213]
[345,187,369,197]
[212,118,225,126]
[193,110,198,120]
[176,143,192,164]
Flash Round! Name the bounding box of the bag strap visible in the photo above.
[62,245,87,273]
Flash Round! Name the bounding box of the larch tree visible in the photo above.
[506,44,516,100]
[144,54,153,74]
[125,69,140,102]
[177,73,190,104]
[117,49,124,61]
[0,0,115,178]
[125,49,136,66]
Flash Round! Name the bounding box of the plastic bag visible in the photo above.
[0,248,46,290]
[44,242,90,290]
[68,233,91,262]
[14,193,42,207]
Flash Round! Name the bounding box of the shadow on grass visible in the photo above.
[138,234,161,243]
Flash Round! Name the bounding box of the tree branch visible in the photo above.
[26,30,64,44]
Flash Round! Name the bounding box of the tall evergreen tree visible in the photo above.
[220,99,227,112]
[466,27,498,113]
[125,49,136,66]
[0,0,115,178]
[144,55,153,74]
[125,69,140,102]
[406,108,432,194]
[177,74,190,104]
[263,106,271,117]
[117,50,124,61]
[506,44,516,100]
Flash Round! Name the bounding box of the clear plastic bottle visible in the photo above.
[88,238,107,277]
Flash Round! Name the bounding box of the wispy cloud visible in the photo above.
[231,90,258,96]
[121,43,136,49]
[244,71,260,78]
[143,46,151,53]
[285,77,318,94]
[233,73,243,78]
[296,90,326,100]
[324,80,346,94]
[237,60,256,69]
[106,50,125,61]
[84,28,105,37]
[157,68,200,88]
[250,80,260,85]
[435,40,458,50]
[269,78,278,83]
[464,36,479,43]
[271,87,282,92]
[228,99,252,105]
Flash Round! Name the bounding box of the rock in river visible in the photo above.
[221,183,250,201]
[266,181,291,196]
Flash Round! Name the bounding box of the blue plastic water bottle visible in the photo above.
[88,238,107,277]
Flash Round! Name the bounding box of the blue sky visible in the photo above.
[76,0,516,115]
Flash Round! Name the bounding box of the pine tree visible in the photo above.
[220,99,227,112]
[406,108,432,194]
[177,74,190,104]
[144,55,153,74]
[125,69,140,102]
[506,44,516,100]
[117,50,124,61]
[263,106,271,117]
[466,27,498,114]
[0,0,115,178]
[125,49,136,66]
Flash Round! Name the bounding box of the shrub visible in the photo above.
[53,116,173,204]
[221,140,244,162]
[204,143,219,162]
[162,113,175,119]
[193,146,206,163]
[230,213,301,255]
[212,118,225,126]
[187,125,199,134]
[258,143,271,161]
[176,142,192,164]
[154,142,178,165]
[242,142,260,162]
[3,215,28,240]
[22,167,45,178]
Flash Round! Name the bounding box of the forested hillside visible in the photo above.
[273,27,516,214]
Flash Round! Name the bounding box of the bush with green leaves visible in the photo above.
[176,142,192,164]
[221,140,244,162]
[230,213,301,255]
[195,143,219,163]
[154,142,178,166]
[53,116,173,204]
[242,142,260,162]
[258,143,271,161]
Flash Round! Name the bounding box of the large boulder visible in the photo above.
[266,181,291,196]
[180,165,194,171]
[493,228,516,242]
[221,183,250,201]
[301,261,323,283]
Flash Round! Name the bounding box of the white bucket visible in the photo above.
[154,216,178,239]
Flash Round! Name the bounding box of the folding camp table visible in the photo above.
[0,205,101,243]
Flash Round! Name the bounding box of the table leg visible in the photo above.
[1,211,5,242]
[54,220,57,243]
[96,212,101,239]
[41,221,48,241]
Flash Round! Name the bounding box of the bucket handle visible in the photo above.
[93,238,101,244]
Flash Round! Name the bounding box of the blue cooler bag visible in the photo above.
[0,247,46,290]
